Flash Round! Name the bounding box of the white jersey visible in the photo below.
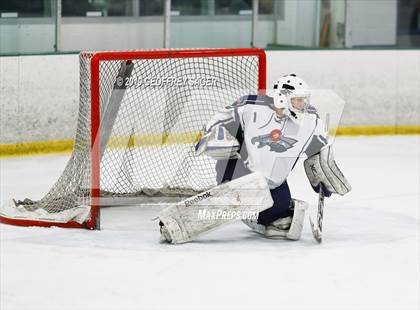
[205,95,327,188]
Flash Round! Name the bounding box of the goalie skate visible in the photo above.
[242,199,308,240]
[264,199,308,240]
[158,173,273,244]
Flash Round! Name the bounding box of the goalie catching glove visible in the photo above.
[195,125,240,160]
[304,145,351,196]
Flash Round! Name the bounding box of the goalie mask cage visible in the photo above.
[0,48,266,230]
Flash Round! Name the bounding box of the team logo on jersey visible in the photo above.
[251,129,297,153]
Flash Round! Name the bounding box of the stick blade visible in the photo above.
[310,216,323,243]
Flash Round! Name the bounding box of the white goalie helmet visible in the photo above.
[271,74,311,122]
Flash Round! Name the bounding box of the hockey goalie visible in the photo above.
[159,74,351,243]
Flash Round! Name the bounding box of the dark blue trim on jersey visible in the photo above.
[221,106,247,182]
[207,117,234,132]
[291,117,319,171]
[233,94,274,108]
[217,126,225,140]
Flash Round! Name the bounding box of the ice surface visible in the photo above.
[1,136,419,310]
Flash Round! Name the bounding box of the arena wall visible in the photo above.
[0,49,419,155]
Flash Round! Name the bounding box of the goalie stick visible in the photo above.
[309,112,329,243]
[309,184,324,243]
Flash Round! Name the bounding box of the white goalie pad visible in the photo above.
[304,145,351,195]
[286,199,308,240]
[158,172,273,244]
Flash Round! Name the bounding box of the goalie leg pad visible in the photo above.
[158,173,273,244]
[304,145,351,196]
[286,199,308,240]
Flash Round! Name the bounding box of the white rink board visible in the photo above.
[1,136,419,310]
[1,50,419,144]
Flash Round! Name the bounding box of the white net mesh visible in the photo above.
[0,49,263,228]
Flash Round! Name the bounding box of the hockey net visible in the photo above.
[0,48,266,229]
